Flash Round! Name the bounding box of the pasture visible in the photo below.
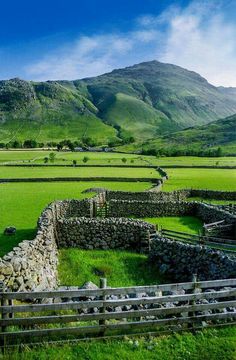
[163,168,236,191]
[0,181,151,256]
[0,166,159,179]
[0,150,236,167]
[143,216,203,234]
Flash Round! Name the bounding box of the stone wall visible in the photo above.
[190,189,236,200]
[106,189,189,202]
[149,235,236,281]
[57,217,155,253]
[0,198,95,292]
[108,200,196,218]
[106,189,236,202]
[1,188,235,292]
[0,203,58,292]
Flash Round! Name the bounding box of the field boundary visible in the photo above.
[0,177,160,183]
[0,278,235,346]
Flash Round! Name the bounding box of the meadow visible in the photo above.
[0,166,159,179]
[163,168,236,191]
[0,150,236,167]
[0,181,151,256]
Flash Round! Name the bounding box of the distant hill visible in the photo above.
[138,114,236,156]
[1,61,236,146]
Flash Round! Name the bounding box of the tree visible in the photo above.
[57,142,63,151]
[67,141,75,152]
[216,147,223,157]
[121,157,127,164]
[72,160,77,167]
[49,152,56,163]
[83,156,89,163]
[23,139,37,148]
[44,157,49,164]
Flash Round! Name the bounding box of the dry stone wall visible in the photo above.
[108,200,196,218]
[0,198,95,292]
[150,235,236,281]
[1,187,236,292]
[57,217,154,253]
[0,203,58,292]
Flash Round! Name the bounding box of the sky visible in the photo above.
[1,0,236,86]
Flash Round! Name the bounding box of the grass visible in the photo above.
[143,216,203,234]
[155,156,236,167]
[3,327,236,360]
[58,249,167,287]
[1,150,236,167]
[0,151,151,165]
[0,166,159,179]
[163,168,236,191]
[0,181,151,256]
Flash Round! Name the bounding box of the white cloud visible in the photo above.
[24,0,236,86]
[159,1,236,86]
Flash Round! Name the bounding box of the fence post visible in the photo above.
[0,281,7,334]
[188,274,199,328]
[99,278,107,328]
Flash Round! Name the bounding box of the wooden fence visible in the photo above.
[0,278,236,345]
[160,228,236,253]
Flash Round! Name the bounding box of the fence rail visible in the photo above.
[161,228,236,252]
[0,278,235,345]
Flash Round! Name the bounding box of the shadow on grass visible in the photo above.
[0,228,37,257]
[178,216,203,233]
[121,255,171,285]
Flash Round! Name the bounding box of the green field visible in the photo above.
[59,249,166,287]
[163,168,236,191]
[155,156,236,167]
[4,327,236,360]
[0,181,151,256]
[0,150,236,167]
[143,216,203,234]
[0,151,149,165]
[0,166,159,179]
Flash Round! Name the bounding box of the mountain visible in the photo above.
[138,114,236,156]
[1,60,236,146]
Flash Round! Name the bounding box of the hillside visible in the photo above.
[1,61,236,145]
[138,114,236,155]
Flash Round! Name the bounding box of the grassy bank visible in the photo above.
[3,327,236,360]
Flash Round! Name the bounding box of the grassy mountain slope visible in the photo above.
[138,114,236,155]
[81,61,236,132]
[1,61,236,145]
[0,78,117,144]
[100,93,178,140]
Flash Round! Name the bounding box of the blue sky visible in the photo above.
[1,0,236,86]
